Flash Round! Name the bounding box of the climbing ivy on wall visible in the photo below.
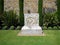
[19,0,24,26]
[0,0,4,14]
[38,0,43,26]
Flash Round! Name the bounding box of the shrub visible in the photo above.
[0,0,4,14]
[0,0,4,28]
[43,26,47,30]
[2,10,19,27]
[53,26,58,30]
[38,0,43,26]
[43,12,58,27]
[57,0,60,23]
[58,26,60,29]
[0,26,1,29]
[2,26,8,30]
[48,27,52,30]
[0,20,3,29]
[15,26,21,30]
[9,26,15,30]
[19,0,24,26]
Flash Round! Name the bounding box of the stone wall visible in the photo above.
[4,0,19,15]
[43,0,57,9]
[24,0,38,13]
[4,0,57,14]
[43,0,57,13]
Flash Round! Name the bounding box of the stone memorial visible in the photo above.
[18,0,43,36]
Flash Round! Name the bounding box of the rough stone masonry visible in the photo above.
[4,0,19,15]
[4,0,57,15]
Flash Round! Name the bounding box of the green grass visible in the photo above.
[0,30,60,45]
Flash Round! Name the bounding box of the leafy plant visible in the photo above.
[19,0,24,26]
[59,26,60,29]
[0,0,4,29]
[38,0,43,26]
[53,26,58,30]
[43,12,58,28]
[48,27,52,30]
[43,26,47,30]
[2,10,19,27]
[57,0,60,22]
[0,0,4,14]
[2,26,8,30]
[15,26,21,30]
[9,26,15,30]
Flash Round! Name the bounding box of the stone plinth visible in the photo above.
[18,13,44,36]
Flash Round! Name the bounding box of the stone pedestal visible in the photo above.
[18,13,44,36]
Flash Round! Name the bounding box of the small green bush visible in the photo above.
[2,26,8,30]
[43,12,58,27]
[2,10,18,27]
[43,26,47,30]
[48,27,52,30]
[9,26,15,30]
[53,26,58,30]
[58,26,60,29]
[15,26,21,30]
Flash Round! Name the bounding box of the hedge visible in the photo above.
[0,0,4,14]
[19,0,24,26]
[38,0,43,26]
[0,0,4,29]
[57,0,60,22]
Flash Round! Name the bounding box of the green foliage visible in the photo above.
[0,0,4,28]
[57,0,60,22]
[38,0,43,26]
[43,12,58,27]
[53,26,58,30]
[2,26,8,30]
[48,27,52,30]
[9,26,15,30]
[0,0,4,14]
[15,26,21,30]
[2,10,18,26]
[43,26,47,30]
[59,26,60,29]
[19,0,24,26]
[0,26,1,29]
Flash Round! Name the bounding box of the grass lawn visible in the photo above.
[0,30,60,45]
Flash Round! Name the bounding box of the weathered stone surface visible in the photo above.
[4,0,19,15]
[43,0,57,9]
[4,0,57,14]
[18,13,43,36]
[24,0,38,13]
[24,13,39,26]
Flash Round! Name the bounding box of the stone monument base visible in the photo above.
[18,26,44,36]
[18,13,44,36]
